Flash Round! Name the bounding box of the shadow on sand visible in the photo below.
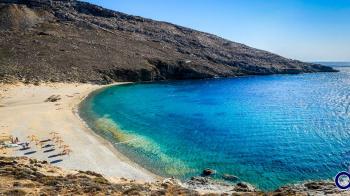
[19,147,31,151]
[48,153,63,158]
[24,151,37,155]
[42,144,55,148]
[40,139,51,143]
[50,159,63,164]
[43,148,55,153]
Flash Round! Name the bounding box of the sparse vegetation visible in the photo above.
[0,156,342,195]
[0,156,201,195]
[0,0,336,84]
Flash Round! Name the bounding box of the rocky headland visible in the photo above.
[0,0,337,84]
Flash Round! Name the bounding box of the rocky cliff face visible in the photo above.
[0,0,337,84]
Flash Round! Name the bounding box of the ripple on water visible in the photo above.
[80,67,350,191]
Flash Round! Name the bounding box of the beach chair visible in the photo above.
[27,135,37,143]
[5,143,20,148]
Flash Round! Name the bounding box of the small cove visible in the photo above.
[80,67,350,191]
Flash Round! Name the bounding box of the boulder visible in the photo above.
[233,182,257,192]
[202,168,216,176]
[189,176,210,185]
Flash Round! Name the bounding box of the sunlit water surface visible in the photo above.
[80,67,350,191]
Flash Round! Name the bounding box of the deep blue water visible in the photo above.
[80,66,350,191]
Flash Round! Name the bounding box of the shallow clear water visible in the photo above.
[80,67,350,191]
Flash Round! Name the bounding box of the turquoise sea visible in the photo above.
[80,65,350,191]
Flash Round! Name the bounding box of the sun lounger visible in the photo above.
[5,143,20,148]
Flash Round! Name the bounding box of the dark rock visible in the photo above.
[188,176,210,185]
[236,182,248,188]
[304,181,330,190]
[202,168,216,176]
[233,182,256,192]
[185,176,260,194]
[272,181,340,195]
[29,159,37,164]
[0,160,17,166]
[34,80,40,86]
[37,31,51,36]
[13,181,21,187]
[4,189,27,196]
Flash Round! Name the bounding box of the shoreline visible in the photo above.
[0,82,159,183]
[0,82,341,194]
[74,82,162,182]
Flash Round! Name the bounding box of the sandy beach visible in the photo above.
[0,82,157,183]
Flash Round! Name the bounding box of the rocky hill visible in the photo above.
[0,156,343,195]
[0,0,337,84]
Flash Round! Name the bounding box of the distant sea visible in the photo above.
[315,61,350,67]
[80,62,350,191]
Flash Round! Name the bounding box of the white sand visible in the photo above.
[0,82,157,182]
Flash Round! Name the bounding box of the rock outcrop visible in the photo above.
[202,168,216,176]
[0,0,337,84]
[0,156,344,195]
[0,156,199,195]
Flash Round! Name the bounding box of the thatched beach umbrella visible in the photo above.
[62,148,72,156]
[59,144,69,149]
[56,139,64,146]
[50,132,59,140]
[49,131,59,136]
[27,135,37,143]
[53,137,62,143]
[34,138,42,147]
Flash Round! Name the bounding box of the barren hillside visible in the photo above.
[0,0,336,84]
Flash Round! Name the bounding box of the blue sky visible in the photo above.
[84,0,350,61]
